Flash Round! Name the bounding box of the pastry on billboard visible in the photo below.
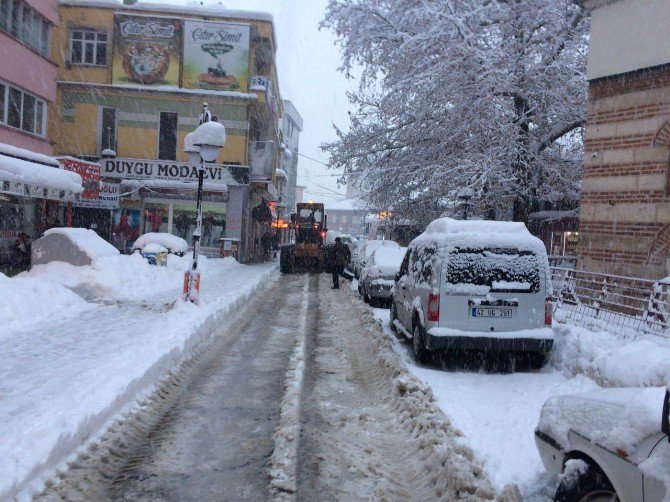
[198,62,239,89]
[122,43,170,84]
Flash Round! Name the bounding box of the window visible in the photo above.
[158,112,178,161]
[7,87,20,128]
[1,0,50,57]
[444,248,541,293]
[100,107,116,153]
[70,29,108,66]
[0,82,46,136]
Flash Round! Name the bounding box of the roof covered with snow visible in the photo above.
[412,218,547,255]
[44,228,119,259]
[275,168,288,179]
[0,153,83,193]
[0,144,60,167]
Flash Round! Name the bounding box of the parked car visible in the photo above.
[535,387,669,501]
[358,245,407,305]
[349,238,367,276]
[390,217,553,366]
[354,239,399,279]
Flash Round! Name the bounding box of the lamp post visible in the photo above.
[182,107,226,303]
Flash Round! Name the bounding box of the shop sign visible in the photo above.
[102,158,229,184]
[183,20,250,92]
[72,182,120,210]
[112,14,182,86]
[60,158,101,199]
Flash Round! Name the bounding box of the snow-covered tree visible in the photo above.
[321,0,588,224]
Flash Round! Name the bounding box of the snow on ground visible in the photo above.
[551,322,670,388]
[371,307,601,499]
[0,254,277,500]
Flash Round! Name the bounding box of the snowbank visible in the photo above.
[551,322,670,388]
[1,259,277,499]
[22,252,192,301]
[133,232,189,254]
[0,272,91,332]
[44,227,119,260]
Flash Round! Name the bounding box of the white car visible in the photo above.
[390,217,553,366]
[535,387,669,501]
[358,245,407,305]
[354,239,399,279]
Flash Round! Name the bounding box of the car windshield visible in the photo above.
[444,248,541,293]
[299,208,322,223]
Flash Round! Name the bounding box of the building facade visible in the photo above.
[578,0,670,278]
[0,0,85,273]
[50,0,283,261]
[0,0,58,154]
[280,99,302,212]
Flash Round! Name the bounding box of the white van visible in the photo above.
[390,218,553,365]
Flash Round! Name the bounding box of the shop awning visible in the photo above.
[0,150,83,201]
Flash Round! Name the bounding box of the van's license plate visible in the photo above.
[471,307,513,318]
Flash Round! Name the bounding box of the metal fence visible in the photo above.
[551,267,670,338]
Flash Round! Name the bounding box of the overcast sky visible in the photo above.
[148,0,356,202]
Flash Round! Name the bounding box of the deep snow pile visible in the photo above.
[551,320,670,388]
[1,257,277,499]
[22,251,192,301]
[44,227,119,259]
[132,232,189,254]
[0,272,91,331]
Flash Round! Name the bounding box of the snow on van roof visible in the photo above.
[412,218,546,253]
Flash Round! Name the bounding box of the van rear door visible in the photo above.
[439,248,545,333]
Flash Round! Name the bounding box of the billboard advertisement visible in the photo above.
[112,14,182,86]
[183,20,250,92]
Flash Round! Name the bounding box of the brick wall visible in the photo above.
[578,63,670,279]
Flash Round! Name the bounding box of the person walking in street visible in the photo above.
[331,237,351,289]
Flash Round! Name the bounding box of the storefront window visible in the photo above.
[171,202,226,247]
[0,194,35,269]
[143,202,168,234]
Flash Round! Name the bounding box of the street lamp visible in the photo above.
[182,111,226,303]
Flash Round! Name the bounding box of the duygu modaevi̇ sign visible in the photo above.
[183,20,250,92]
[102,158,228,184]
[112,14,182,86]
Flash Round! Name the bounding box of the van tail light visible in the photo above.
[545,297,553,326]
[428,293,440,322]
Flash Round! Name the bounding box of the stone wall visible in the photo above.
[578,63,670,279]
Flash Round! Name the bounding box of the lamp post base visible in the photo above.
[182,269,201,303]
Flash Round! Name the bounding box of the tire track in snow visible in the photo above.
[294,275,497,500]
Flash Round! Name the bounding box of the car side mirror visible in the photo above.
[663,390,669,441]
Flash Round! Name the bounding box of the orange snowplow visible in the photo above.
[280,202,327,273]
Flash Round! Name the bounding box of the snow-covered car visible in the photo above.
[390,218,553,365]
[349,238,367,276]
[358,245,407,305]
[535,387,669,501]
[353,239,399,279]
